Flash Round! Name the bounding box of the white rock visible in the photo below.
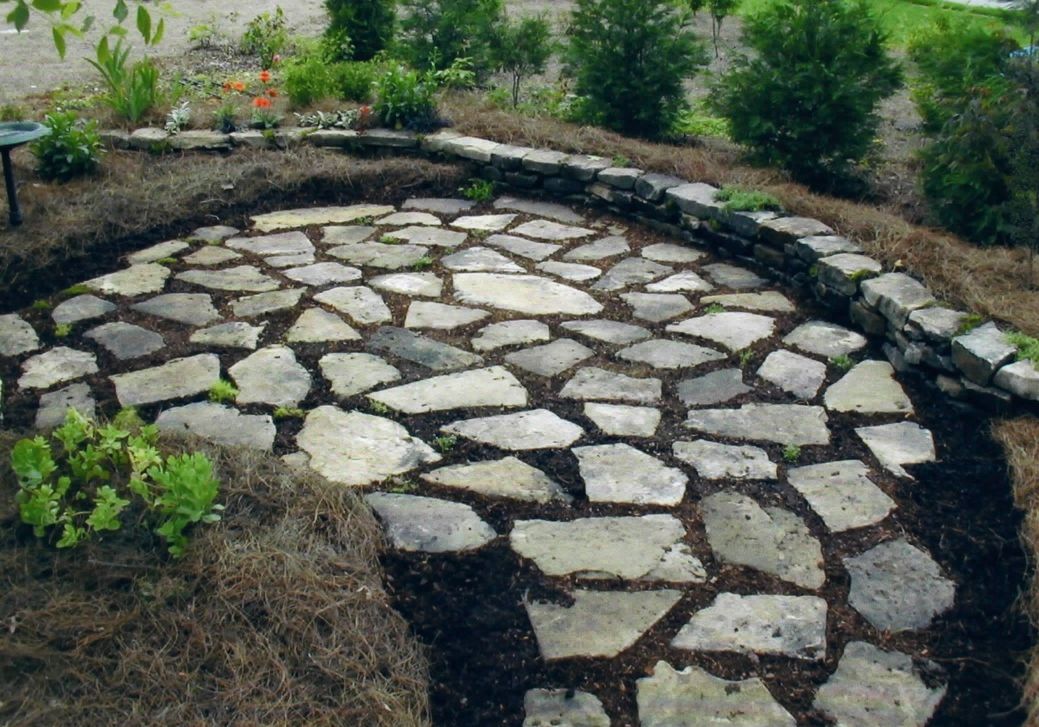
[485,234,561,261]
[190,322,264,349]
[422,457,571,503]
[641,243,703,263]
[441,409,585,450]
[561,367,662,404]
[621,292,693,323]
[758,349,827,399]
[512,219,595,240]
[251,204,395,231]
[783,320,867,359]
[313,286,392,325]
[646,271,714,294]
[787,460,895,532]
[110,354,220,406]
[855,421,936,478]
[686,404,830,446]
[536,261,602,282]
[370,272,443,298]
[156,402,276,450]
[369,366,528,414]
[133,293,221,326]
[377,211,442,226]
[227,230,315,257]
[282,262,362,286]
[701,291,795,313]
[230,288,305,318]
[505,339,594,377]
[35,383,95,429]
[365,493,495,552]
[452,213,516,231]
[561,319,650,345]
[672,440,776,480]
[454,273,603,316]
[320,352,401,398]
[523,689,610,727]
[562,236,629,260]
[86,263,170,297]
[824,360,913,414]
[404,301,490,329]
[471,320,550,351]
[574,443,687,505]
[0,314,40,356]
[52,295,116,325]
[126,239,189,265]
[286,308,361,343]
[617,339,725,370]
[667,312,776,352]
[177,265,280,293]
[583,403,661,437]
[19,347,98,390]
[229,346,311,407]
[441,246,525,273]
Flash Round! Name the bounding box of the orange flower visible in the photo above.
[259,70,272,84]
[222,82,232,93]
[266,87,279,98]
[232,81,246,93]
[252,96,272,109]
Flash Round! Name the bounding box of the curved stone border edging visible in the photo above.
[99,125,1039,412]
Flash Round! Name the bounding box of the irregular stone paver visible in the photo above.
[523,689,610,727]
[593,258,672,292]
[637,661,796,727]
[369,366,528,413]
[366,493,495,553]
[646,271,714,294]
[328,241,429,269]
[452,213,516,231]
[686,404,830,446]
[784,320,867,359]
[227,230,315,257]
[505,339,594,377]
[511,515,705,582]
[404,301,489,330]
[322,225,378,246]
[701,491,825,589]
[485,234,561,261]
[856,421,936,478]
[110,353,220,406]
[472,320,550,351]
[584,403,661,437]
[845,538,955,631]
[231,288,305,318]
[701,291,795,313]
[676,368,751,407]
[251,204,394,231]
[177,265,280,293]
[787,460,895,532]
[758,349,827,399]
[513,219,594,241]
[642,242,703,263]
[442,409,585,450]
[702,263,766,290]
[182,246,241,266]
[133,293,221,326]
[422,457,571,503]
[378,211,442,226]
[388,226,468,248]
[299,406,440,485]
[155,402,276,450]
[563,236,629,261]
[561,319,650,345]
[190,225,239,243]
[536,260,602,282]
[673,440,776,480]
[561,367,662,404]
[525,589,682,660]
[454,273,603,316]
[189,321,264,349]
[52,295,116,325]
[229,345,311,407]
[672,593,828,659]
[369,327,483,371]
[19,347,98,390]
[35,383,95,429]
[621,292,692,323]
[442,246,525,273]
[127,239,189,265]
[825,360,913,413]
[260,252,314,269]
[313,286,392,325]
[320,352,401,398]
[574,443,687,505]
[370,272,443,298]
[495,196,584,224]
[282,262,362,286]
[617,339,725,370]
[404,197,474,215]
[85,322,164,360]
[667,312,776,352]
[286,308,361,343]
[814,642,946,727]
[0,314,40,356]
[86,263,170,297]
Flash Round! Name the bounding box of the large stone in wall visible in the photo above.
[951,322,1016,386]
[860,273,936,328]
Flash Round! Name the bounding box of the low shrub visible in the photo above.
[715,186,782,212]
[212,101,239,133]
[31,111,103,181]
[284,53,336,107]
[397,0,504,77]
[460,178,495,202]
[334,61,377,102]
[241,6,289,69]
[373,65,439,130]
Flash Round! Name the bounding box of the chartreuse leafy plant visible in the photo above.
[30,111,103,181]
[715,186,782,212]
[11,410,223,557]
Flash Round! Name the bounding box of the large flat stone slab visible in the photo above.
[182,246,241,266]
[369,366,528,413]
[286,308,361,343]
[229,345,311,407]
[52,294,116,325]
[133,293,221,326]
[592,258,672,292]
[328,241,429,269]
[369,327,483,371]
[783,321,867,359]
[189,322,264,349]
[523,689,609,727]
[0,314,40,356]
[453,273,603,316]
[617,339,725,370]
[583,403,660,437]
[472,320,550,351]
[642,242,703,263]
[561,367,662,404]
[485,234,562,261]
[673,440,776,480]
[387,226,468,248]
[177,265,280,293]
[35,383,95,429]
[574,443,687,505]
[646,271,714,294]
[510,514,705,582]
[994,360,1039,401]
[561,319,650,345]
[536,261,602,282]
[230,288,305,318]
[494,196,584,224]
[320,352,401,398]
[667,312,776,352]
[701,491,825,589]
[86,263,170,297]
[442,409,584,450]
[126,239,190,265]
[19,347,98,390]
[672,593,827,659]
[422,457,571,503]
[110,353,220,406]
[676,368,752,407]
[85,322,164,360]
[758,349,827,399]
[951,322,1016,385]
[505,339,594,377]
[787,460,895,532]
[512,219,594,241]
[824,360,913,413]
[856,422,936,478]
[404,301,490,330]
[701,291,795,313]
[370,272,443,298]
[227,230,315,257]
[404,197,474,215]
[452,213,516,231]
[313,286,392,325]
[378,211,442,226]
[321,225,378,245]
[525,589,682,660]
[282,262,362,286]
[702,263,766,290]
[562,236,629,261]
[441,246,525,273]
[298,406,440,485]
[861,272,936,328]
[621,293,693,323]
[156,402,276,450]
[686,404,830,446]
[251,204,395,231]
[365,493,495,553]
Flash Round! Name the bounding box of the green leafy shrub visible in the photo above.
[830,354,854,371]
[460,178,494,202]
[715,186,782,212]
[373,65,439,130]
[284,53,336,107]
[565,0,707,138]
[31,111,103,181]
[334,61,377,102]
[492,14,554,107]
[710,0,901,187]
[88,39,162,123]
[11,410,223,557]
[398,0,504,76]
[241,7,289,69]
[325,0,395,61]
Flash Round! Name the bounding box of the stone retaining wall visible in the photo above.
[101,125,1039,412]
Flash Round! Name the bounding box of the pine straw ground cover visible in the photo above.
[0,434,430,726]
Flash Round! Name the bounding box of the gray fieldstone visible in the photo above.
[265,252,315,269]
[845,538,955,631]
[368,366,528,414]
[641,242,703,263]
[994,359,1039,401]
[85,322,164,360]
[441,408,585,450]
[35,383,96,429]
[313,286,392,325]
[85,263,170,297]
[250,204,395,232]
[512,219,595,241]
[156,402,276,451]
[404,197,475,215]
[535,260,602,282]
[814,642,946,727]
[860,273,937,328]
[299,406,440,486]
[453,273,603,316]
[783,320,867,359]
[907,306,968,342]
[190,321,264,349]
[52,295,116,325]
[110,353,220,406]
[505,339,594,377]
[286,308,361,343]
[19,347,98,390]
[637,661,796,727]
[592,258,672,292]
[617,339,726,370]
[787,460,895,532]
[404,301,490,330]
[817,253,883,296]
[561,320,650,345]
[759,216,834,246]
[126,239,190,265]
[824,360,913,414]
[472,320,550,351]
[369,272,443,298]
[665,182,722,217]
[365,493,496,553]
[671,593,828,660]
[562,236,630,261]
[598,167,642,190]
[523,689,610,727]
[512,514,705,584]
[0,314,40,356]
[700,291,795,313]
[369,327,483,371]
[182,246,241,266]
[646,271,715,294]
[677,368,752,406]
[672,440,776,480]
[525,589,682,660]
[451,213,516,231]
[387,226,468,248]
[442,246,525,274]
[328,241,429,269]
[485,234,562,261]
[522,149,568,174]
[495,196,584,224]
[377,211,442,227]
[133,293,221,326]
[321,225,377,246]
[951,322,1016,385]
[561,367,662,404]
[621,292,693,322]
[701,262,766,290]
[230,288,305,318]
[189,225,239,243]
[319,352,401,398]
[635,173,685,201]
[667,312,776,352]
[422,457,571,503]
[758,349,827,399]
[226,230,315,258]
[686,403,830,446]
[439,135,500,161]
[229,346,311,407]
[177,265,280,293]
[583,403,661,437]
[574,443,687,505]
[856,421,936,478]
[793,235,863,262]
[282,262,362,286]
[701,490,825,589]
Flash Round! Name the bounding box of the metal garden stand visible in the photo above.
[0,121,49,226]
